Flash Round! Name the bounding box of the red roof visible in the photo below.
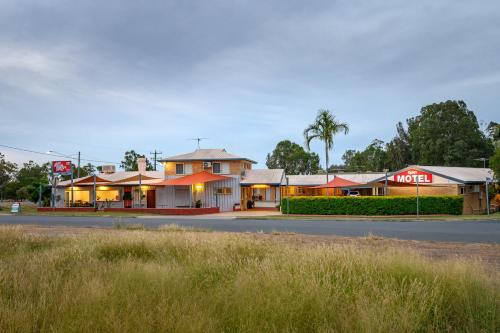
[154,171,231,186]
[311,176,361,188]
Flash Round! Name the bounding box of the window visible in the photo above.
[175,163,184,175]
[212,162,221,174]
[184,164,192,174]
[460,187,465,195]
[96,190,120,201]
[65,190,90,203]
[215,187,232,195]
[297,187,305,195]
[221,162,230,174]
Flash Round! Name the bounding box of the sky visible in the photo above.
[1,0,499,170]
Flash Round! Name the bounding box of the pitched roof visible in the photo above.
[311,176,361,188]
[57,171,164,187]
[159,149,256,163]
[240,169,285,185]
[371,166,493,184]
[286,173,385,186]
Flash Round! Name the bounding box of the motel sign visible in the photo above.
[52,161,72,175]
[394,169,433,184]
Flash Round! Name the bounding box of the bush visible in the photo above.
[281,195,464,215]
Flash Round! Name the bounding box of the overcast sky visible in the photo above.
[1,0,499,169]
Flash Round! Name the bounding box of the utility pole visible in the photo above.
[150,150,162,171]
[77,151,81,178]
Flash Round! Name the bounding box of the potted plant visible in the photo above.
[195,200,202,208]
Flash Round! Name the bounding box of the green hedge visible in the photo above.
[281,196,463,215]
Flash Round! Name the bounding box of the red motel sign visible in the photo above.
[394,169,433,184]
[52,161,72,174]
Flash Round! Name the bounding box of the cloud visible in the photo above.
[0,0,499,167]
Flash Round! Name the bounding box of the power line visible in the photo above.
[0,144,120,165]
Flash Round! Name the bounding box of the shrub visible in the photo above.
[281,195,464,215]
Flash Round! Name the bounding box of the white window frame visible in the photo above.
[184,163,193,174]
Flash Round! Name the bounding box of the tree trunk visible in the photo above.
[325,140,329,183]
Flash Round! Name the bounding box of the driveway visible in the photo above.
[0,214,499,243]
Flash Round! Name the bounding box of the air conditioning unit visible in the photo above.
[101,165,116,174]
[203,162,212,169]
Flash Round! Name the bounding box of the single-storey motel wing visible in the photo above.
[53,148,493,215]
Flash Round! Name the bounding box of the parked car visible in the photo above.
[347,191,360,196]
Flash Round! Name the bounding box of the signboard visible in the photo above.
[11,203,21,214]
[52,161,72,175]
[394,169,433,184]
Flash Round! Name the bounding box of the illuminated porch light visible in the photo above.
[194,183,204,191]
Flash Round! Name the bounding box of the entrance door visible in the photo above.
[146,190,156,208]
[175,188,190,207]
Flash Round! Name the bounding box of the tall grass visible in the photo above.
[0,227,497,332]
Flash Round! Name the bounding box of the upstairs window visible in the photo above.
[212,162,221,174]
[175,164,184,175]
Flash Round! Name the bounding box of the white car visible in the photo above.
[347,191,360,196]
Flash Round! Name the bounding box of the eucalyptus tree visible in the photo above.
[304,109,349,182]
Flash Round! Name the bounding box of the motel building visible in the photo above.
[54,148,493,215]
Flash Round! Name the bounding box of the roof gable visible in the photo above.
[159,149,256,163]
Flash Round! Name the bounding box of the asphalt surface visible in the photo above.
[1,214,499,243]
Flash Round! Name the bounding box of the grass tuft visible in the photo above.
[0,228,497,332]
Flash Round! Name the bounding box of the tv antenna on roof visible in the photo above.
[189,137,208,149]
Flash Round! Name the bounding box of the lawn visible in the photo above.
[0,226,498,332]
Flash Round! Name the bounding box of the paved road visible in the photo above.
[1,214,499,243]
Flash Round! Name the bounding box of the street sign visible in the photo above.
[394,169,433,184]
[52,161,72,175]
[11,202,21,214]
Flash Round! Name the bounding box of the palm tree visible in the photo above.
[304,109,349,183]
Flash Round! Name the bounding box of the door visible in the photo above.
[175,188,190,207]
[146,190,156,208]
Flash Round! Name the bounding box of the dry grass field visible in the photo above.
[0,225,498,332]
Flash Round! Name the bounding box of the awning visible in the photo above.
[74,175,112,185]
[310,176,361,188]
[154,171,231,186]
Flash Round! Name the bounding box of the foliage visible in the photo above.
[304,109,349,181]
[120,150,154,171]
[407,100,493,167]
[282,196,464,215]
[385,121,413,170]
[0,228,496,332]
[1,160,50,201]
[342,139,387,172]
[0,152,17,198]
[490,148,500,181]
[266,140,321,175]
[340,101,495,171]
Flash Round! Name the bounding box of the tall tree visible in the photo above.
[342,139,387,172]
[266,140,321,175]
[0,152,17,199]
[385,122,412,170]
[407,100,493,166]
[120,150,153,171]
[304,109,349,182]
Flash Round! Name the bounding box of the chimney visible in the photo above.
[137,158,147,173]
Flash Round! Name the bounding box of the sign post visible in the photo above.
[51,161,72,208]
[486,177,490,216]
[416,174,420,217]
